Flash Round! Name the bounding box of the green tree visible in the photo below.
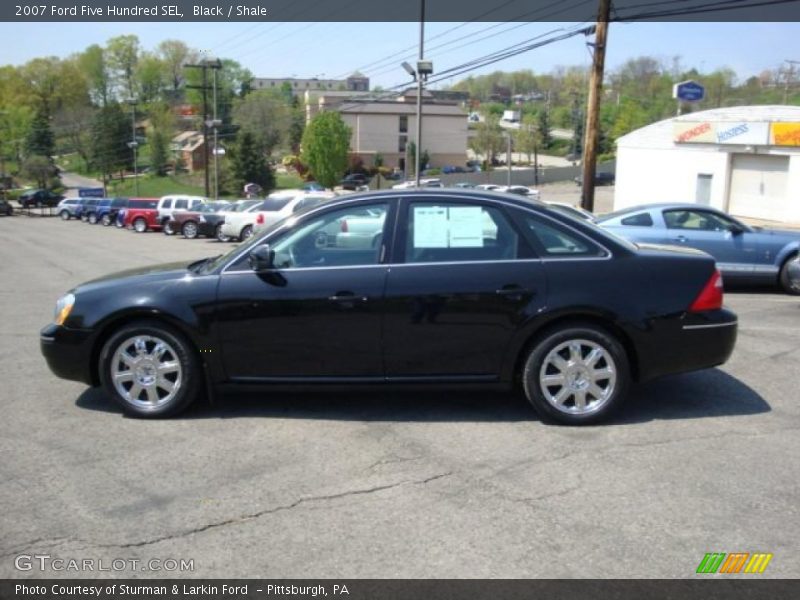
[78,44,111,106]
[469,116,504,165]
[230,131,274,194]
[21,155,58,189]
[537,109,552,148]
[148,102,175,176]
[136,52,166,103]
[301,111,351,188]
[106,35,140,100]
[233,89,291,157]
[24,108,54,159]
[157,39,192,97]
[91,103,132,184]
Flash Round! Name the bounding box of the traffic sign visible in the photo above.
[673,80,705,103]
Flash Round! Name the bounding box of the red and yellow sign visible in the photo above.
[673,121,715,143]
[770,122,800,146]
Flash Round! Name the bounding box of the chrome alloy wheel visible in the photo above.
[110,335,182,409]
[183,221,198,238]
[538,339,617,415]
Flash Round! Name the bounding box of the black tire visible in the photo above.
[239,225,253,242]
[779,254,800,295]
[59,210,70,221]
[215,223,230,242]
[182,221,199,239]
[163,219,176,235]
[101,214,112,226]
[98,320,202,418]
[521,324,630,425]
[133,217,148,233]
[88,212,98,224]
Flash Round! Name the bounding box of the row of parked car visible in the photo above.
[53,187,800,295]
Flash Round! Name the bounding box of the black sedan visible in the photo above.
[41,190,737,424]
[19,189,64,208]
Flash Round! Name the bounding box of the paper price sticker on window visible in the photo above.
[413,206,449,248]
[413,206,485,249]
[447,206,484,248]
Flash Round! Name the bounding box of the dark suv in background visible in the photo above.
[18,189,64,208]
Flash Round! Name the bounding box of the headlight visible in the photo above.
[54,293,75,326]
[199,215,206,223]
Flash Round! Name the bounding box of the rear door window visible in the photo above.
[523,215,605,257]
[175,199,188,210]
[620,212,654,227]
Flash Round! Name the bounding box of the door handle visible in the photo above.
[328,292,369,303]
[495,285,533,301]
[673,235,688,243]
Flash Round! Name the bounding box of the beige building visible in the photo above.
[308,89,468,171]
[252,72,369,96]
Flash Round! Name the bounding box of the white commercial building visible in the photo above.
[614,106,800,224]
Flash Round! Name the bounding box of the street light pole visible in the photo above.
[415,0,425,187]
[213,68,220,200]
[506,133,512,186]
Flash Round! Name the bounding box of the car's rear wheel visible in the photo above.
[133,217,147,233]
[182,221,199,239]
[522,324,630,425]
[216,223,230,242]
[163,219,176,235]
[59,210,70,220]
[779,254,800,295]
[88,213,98,224]
[240,225,253,242]
[101,214,112,226]
[98,321,201,418]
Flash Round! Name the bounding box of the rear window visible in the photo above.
[131,199,158,209]
[620,213,653,227]
[260,196,294,211]
[111,198,128,208]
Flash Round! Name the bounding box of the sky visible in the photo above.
[0,21,798,88]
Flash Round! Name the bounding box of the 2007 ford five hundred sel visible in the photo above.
[41,189,737,425]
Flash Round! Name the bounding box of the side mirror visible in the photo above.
[249,244,275,272]
[729,223,745,235]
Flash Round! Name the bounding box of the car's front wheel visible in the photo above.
[133,217,148,233]
[98,321,201,418]
[779,254,800,295]
[59,210,70,220]
[88,212,98,224]
[522,324,630,425]
[101,214,112,226]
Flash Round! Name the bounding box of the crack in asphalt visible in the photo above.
[2,472,454,554]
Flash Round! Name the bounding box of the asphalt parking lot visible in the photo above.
[0,215,798,579]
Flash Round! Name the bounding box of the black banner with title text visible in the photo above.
[2,0,800,22]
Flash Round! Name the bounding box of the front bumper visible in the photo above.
[40,323,95,386]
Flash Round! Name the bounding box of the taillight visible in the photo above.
[256,213,264,225]
[340,219,348,233]
[689,269,723,312]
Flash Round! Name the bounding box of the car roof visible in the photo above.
[313,187,548,211]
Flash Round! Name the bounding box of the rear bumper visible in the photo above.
[636,308,738,382]
[198,222,218,237]
[40,323,95,386]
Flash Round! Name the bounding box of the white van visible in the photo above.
[157,195,208,235]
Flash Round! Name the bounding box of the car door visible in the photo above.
[215,200,394,381]
[662,208,758,276]
[382,197,546,380]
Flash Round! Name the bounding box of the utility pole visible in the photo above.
[784,60,800,104]
[126,100,139,197]
[506,133,512,186]
[581,0,611,212]
[186,59,222,198]
[415,0,425,187]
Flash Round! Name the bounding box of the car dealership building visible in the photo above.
[614,106,800,224]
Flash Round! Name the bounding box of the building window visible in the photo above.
[399,135,407,153]
[399,115,408,133]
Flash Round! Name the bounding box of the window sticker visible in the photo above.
[413,206,449,248]
[447,206,484,248]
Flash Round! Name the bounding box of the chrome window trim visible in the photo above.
[219,193,615,274]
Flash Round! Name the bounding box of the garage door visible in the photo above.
[728,154,789,221]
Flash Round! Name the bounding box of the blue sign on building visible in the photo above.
[673,80,705,103]
[78,187,105,198]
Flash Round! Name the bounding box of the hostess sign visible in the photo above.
[673,80,705,103]
[674,121,770,145]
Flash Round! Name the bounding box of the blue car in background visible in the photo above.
[598,203,800,294]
